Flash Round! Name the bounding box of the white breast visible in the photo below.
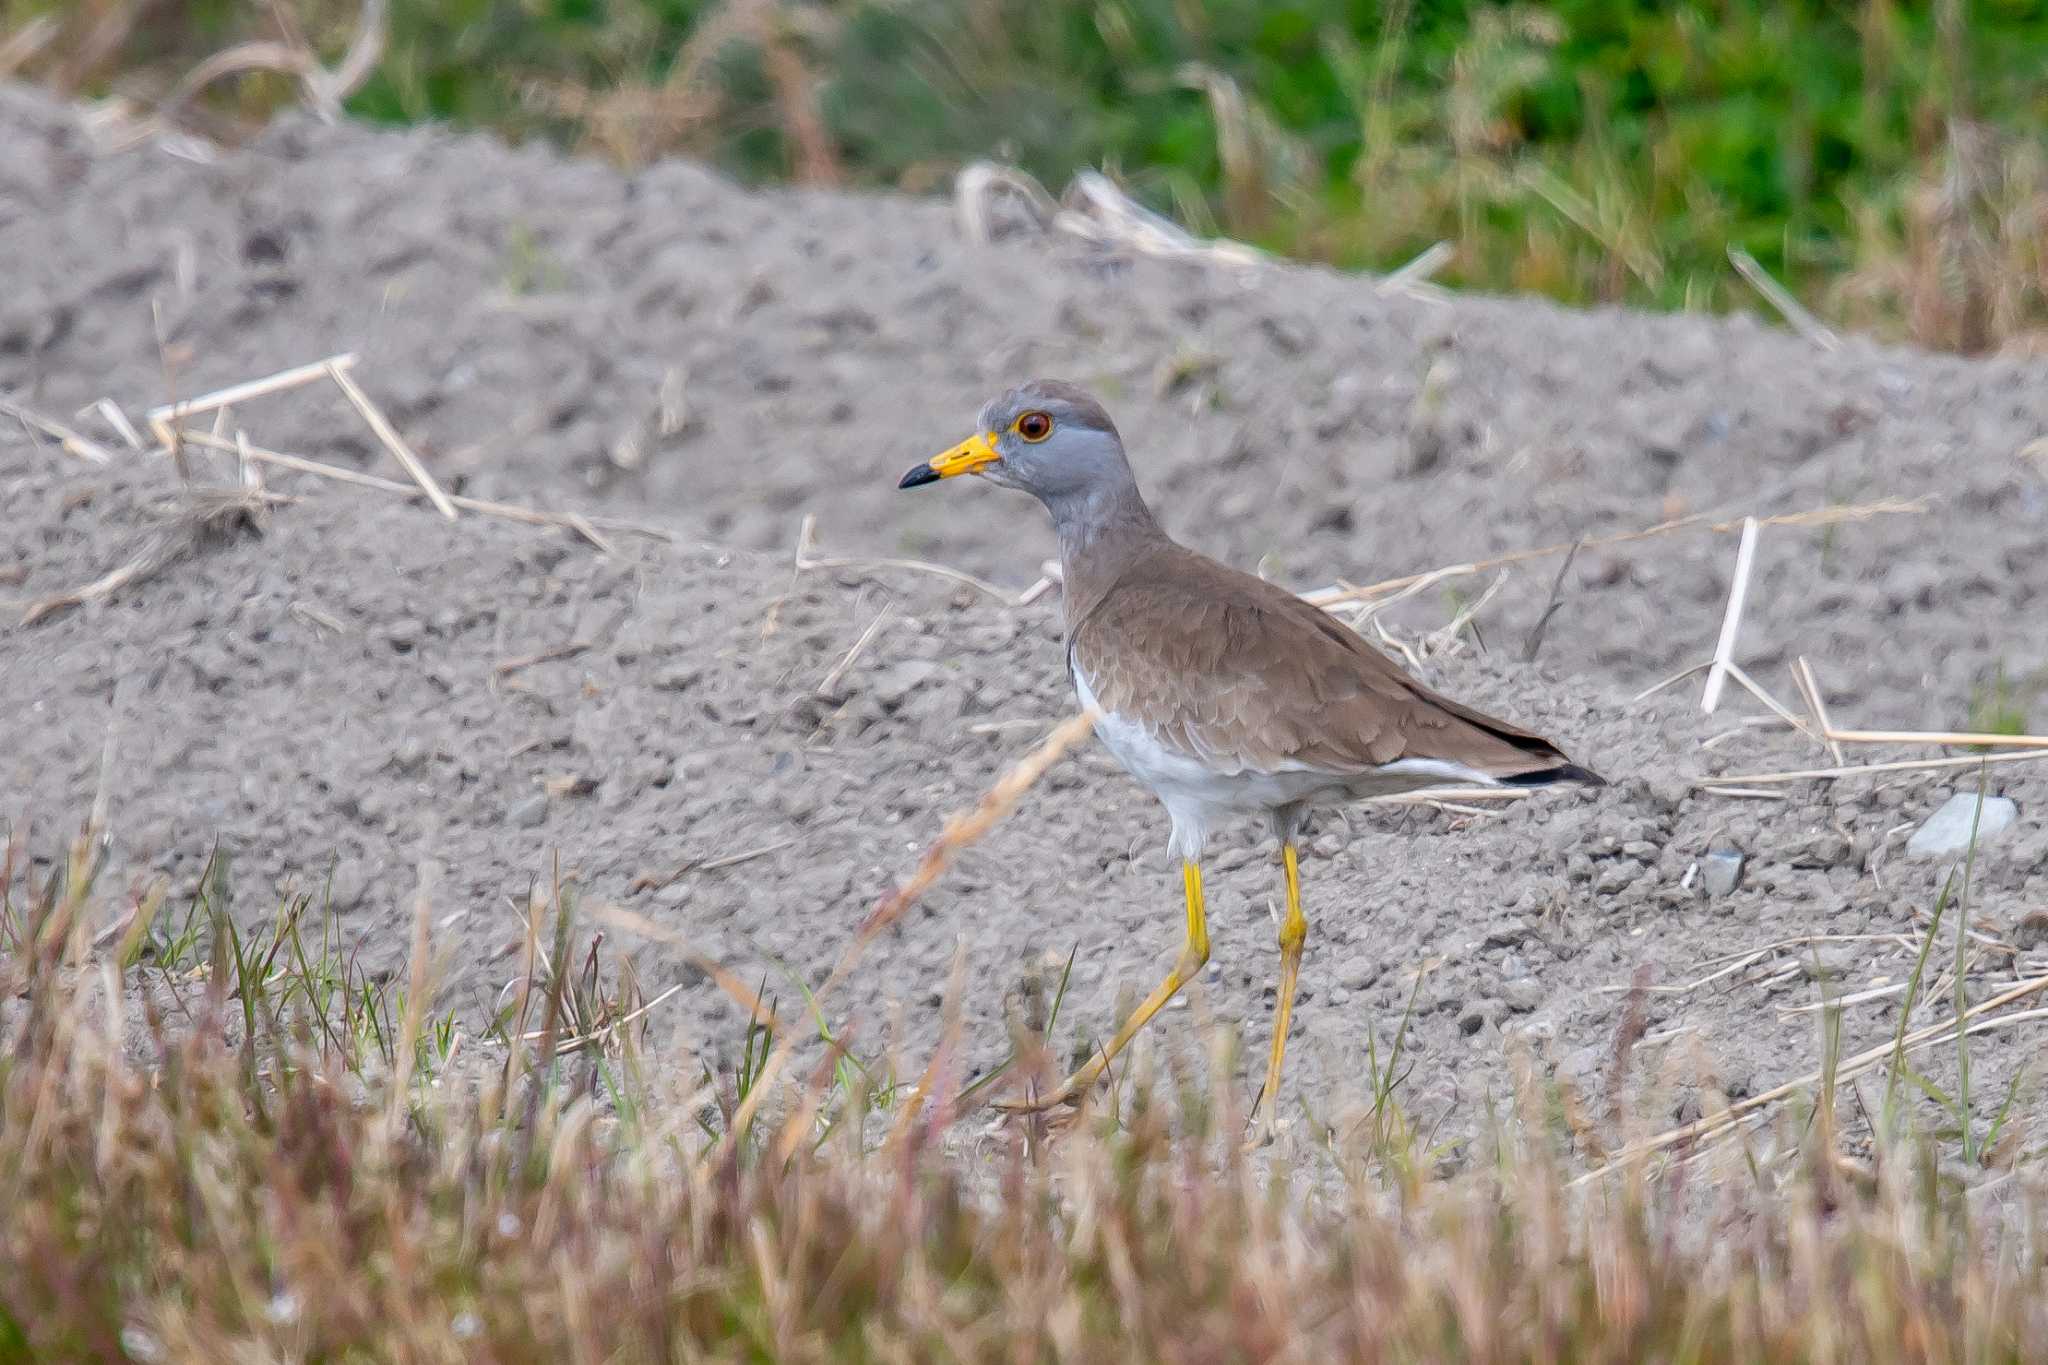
[1072,666,1227,797]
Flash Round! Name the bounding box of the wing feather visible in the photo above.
[1070,545,1569,780]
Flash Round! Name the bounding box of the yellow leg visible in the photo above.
[1255,842,1308,1127]
[998,860,1210,1112]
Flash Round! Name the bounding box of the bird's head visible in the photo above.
[898,380,1130,506]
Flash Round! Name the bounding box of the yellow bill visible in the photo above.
[899,431,999,488]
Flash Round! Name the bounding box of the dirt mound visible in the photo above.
[4,85,2045,1149]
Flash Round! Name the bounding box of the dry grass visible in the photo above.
[6,762,2048,1360]
[1835,122,2048,355]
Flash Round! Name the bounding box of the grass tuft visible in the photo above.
[6,811,2045,1357]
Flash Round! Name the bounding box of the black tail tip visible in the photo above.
[1501,763,1606,788]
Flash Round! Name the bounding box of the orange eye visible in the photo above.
[1015,411,1053,442]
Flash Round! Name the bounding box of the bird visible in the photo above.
[898,379,1603,1121]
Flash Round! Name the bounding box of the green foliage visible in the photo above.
[9,0,2048,342]
[1969,664,2039,740]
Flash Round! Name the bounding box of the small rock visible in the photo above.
[1702,848,1745,897]
[1336,954,1381,991]
[1593,862,1637,896]
[1457,1000,1499,1035]
[1482,919,1531,949]
[1784,830,1853,868]
[631,755,673,789]
[1906,794,2019,859]
[653,664,703,692]
[1500,977,1545,1013]
[510,794,549,828]
[2014,910,2048,951]
[383,617,423,652]
[543,773,598,799]
[2006,826,2048,870]
[1209,845,1257,874]
[1643,774,1690,813]
[868,659,942,707]
[327,857,370,912]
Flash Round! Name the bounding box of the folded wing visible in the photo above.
[1071,546,1591,784]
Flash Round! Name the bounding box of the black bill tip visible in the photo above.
[897,462,941,489]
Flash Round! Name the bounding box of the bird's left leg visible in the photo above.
[1255,839,1308,1128]
[995,858,1211,1113]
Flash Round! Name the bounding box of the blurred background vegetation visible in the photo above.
[5,0,2045,351]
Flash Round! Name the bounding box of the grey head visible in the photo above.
[897,381,1158,552]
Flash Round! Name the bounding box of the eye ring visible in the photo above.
[1014,411,1054,442]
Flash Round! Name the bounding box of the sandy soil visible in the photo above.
[4,85,2046,1154]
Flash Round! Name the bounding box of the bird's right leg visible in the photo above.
[996,859,1210,1112]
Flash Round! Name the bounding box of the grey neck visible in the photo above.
[1043,478,1167,627]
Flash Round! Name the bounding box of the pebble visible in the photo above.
[1209,845,1259,873]
[1457,1000,1499,1035]
[653,663,703,692]
[777,785,820,822]
[1500,976,1545,1013]
[1785,830,1853,868]
[1642,774,1690,813]
[1336,954,1381,991]
[1482,919,1532,949]
[868,659,942,707]
[1702,848,1744,897]
[1907,794,2018,858]
[509,793,549,828]
[2014,911,2048,951]
[631,755,673,789]
[1592,862,1637,896]
[327,856,370,911]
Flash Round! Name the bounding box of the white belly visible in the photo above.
[1071,663,1501,861]
[1072,666,1321,859]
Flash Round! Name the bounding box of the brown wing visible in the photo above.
[1071,544,1573,779]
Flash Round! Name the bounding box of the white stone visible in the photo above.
[1907,794,2019,859]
